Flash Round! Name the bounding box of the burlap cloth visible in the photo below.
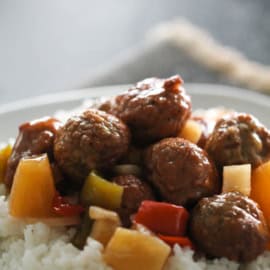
[83,18,270,94]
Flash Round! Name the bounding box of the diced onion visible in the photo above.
[113,164,142,177]
[89,206,120,224]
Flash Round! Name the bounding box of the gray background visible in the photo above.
[0,0,269,104]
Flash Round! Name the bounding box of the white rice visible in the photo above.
[1,105,270,269]
[0,194,112,270]
[1,182,270,269]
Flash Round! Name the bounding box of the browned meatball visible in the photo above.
[5,117,62,188]
[205,113,270,169]
[190,192,269,262]
[145,137,219,207]
[99,75,191,145]
[54,109,130,186]
[112,174,155,227]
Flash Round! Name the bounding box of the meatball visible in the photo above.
[99,75,191,145]
[190,192,269,262]
[145,137,219,207]
[205,113,270,169]
[54,109,130,186]
[112,174,155,227]
[5,117,62,188]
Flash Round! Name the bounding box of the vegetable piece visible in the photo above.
[80,171,123,210]
[158,234,194,249]
[222,164,251,196]
[250,160,270,225]
[0,143,12,182]
[9,154,56,218]
[104,227,170,270]
[179,119,202,144]
[89,206,121,246]
[113,164,142,177]
[89,206,121,221]
[134,200,189,236]
[72,212,93,249]
[52,193,84,216]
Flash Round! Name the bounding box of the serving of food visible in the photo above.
[0,75,270,270]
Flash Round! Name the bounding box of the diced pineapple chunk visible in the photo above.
[9,154,56,218]
[89,206,121,246]
[0,143,12,182]
[91,219,119,247]
[104,227,170,270]
[179,120,202,144]
[222,164,251,196]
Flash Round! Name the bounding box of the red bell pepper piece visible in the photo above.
[158,234,194,249]
[134,200,189,236]
[52,193,85,217]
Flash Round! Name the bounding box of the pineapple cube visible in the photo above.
[104,227,170,270]
[222,164,251,196]
[9,154,56,218]
[179,120,202,144]
[89,206,121,246]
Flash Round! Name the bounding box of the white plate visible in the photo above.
[0,83,270,142]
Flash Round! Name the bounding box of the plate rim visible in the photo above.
[0,83,270,114]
